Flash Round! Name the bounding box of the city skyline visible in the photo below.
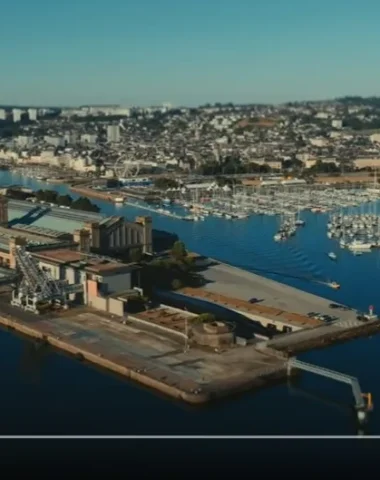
[2,0,380,106]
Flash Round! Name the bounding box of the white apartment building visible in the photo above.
[28,108,37,121]
[107,125,120,143]
[12,109,22,122]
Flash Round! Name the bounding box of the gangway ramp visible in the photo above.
[288,358,372,417]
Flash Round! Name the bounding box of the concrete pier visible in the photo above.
[0,302,290,405]
[201,261,357,321]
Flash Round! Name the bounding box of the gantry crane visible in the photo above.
[10,245,83,314]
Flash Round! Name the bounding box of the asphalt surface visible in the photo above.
[202,262,358,322]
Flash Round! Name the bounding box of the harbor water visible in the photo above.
[1,171,380,435]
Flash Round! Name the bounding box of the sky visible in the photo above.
[1,0,380,107]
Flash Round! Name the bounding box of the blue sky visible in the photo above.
[1,0,379,106]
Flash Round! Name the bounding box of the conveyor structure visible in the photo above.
[288,358,373,422]
[10,245,83,313]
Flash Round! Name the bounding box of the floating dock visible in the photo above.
[123,201,194,220]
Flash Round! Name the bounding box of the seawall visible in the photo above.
[0,314,209,405]
[0,313,290,405]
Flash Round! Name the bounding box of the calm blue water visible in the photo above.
[1,171,379,435]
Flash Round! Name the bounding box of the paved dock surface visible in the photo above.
[0,300,285,396]
[202,262,358,323]
[267,317,365,350]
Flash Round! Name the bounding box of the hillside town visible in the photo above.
[2,97,380,178]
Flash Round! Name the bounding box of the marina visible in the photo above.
[123,200,198,221]
[1,170,380,434]
[164,183,380,233]
[327,211,380,252]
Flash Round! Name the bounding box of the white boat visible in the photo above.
[273,233,282,242]
[328,252,337,260]
[114,197,124,204]
[348,240,372,251]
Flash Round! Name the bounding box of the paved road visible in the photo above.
[202,262,358,323]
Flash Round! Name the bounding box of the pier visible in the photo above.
[123,201,195,220]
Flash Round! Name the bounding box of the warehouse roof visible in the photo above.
[8,199,104,234]
[32,248,135,275]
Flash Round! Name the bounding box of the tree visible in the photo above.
[171,278,183,290]
[71,196,100,212]
[153,177,178,190]
[193,313,216,324]
[129,247,142,263]
[282,158,303,170]
[57,194,73,207]
[126,295,148,313]
[171,241,187,261]
[34,189,58,203]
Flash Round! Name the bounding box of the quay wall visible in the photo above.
[70,185,155,203]
[70,185,115,203]
[0,312,290,405]
[273,321,380,355]
[0,311,377,404]
[0,314,209,405]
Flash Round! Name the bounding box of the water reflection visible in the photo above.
[288,384,371,435]
[18,341,49,385]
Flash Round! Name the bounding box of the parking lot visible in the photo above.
[307,302,376,325]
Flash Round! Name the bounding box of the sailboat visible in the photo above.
[295,193,305,226]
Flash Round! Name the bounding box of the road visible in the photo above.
[201,262,358,322]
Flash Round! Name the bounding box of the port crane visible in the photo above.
[10,245,83,314]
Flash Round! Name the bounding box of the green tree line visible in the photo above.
[35,189,100,212]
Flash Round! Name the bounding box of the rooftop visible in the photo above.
[32,248,136,275]
[10,223,69,239]
[8,199,104,234]
[0,225,59,251]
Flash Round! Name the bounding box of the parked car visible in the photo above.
[249,297,259,304]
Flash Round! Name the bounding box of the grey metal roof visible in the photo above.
[11,224,67,239]
[8,199,104,234]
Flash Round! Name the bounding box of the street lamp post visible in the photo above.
[184,317,188,353]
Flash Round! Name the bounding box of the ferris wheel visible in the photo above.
[113,153,141,178]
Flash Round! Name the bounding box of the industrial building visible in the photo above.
[0,195,151,315]
[0,197,152,261]
[28,247,142,316]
